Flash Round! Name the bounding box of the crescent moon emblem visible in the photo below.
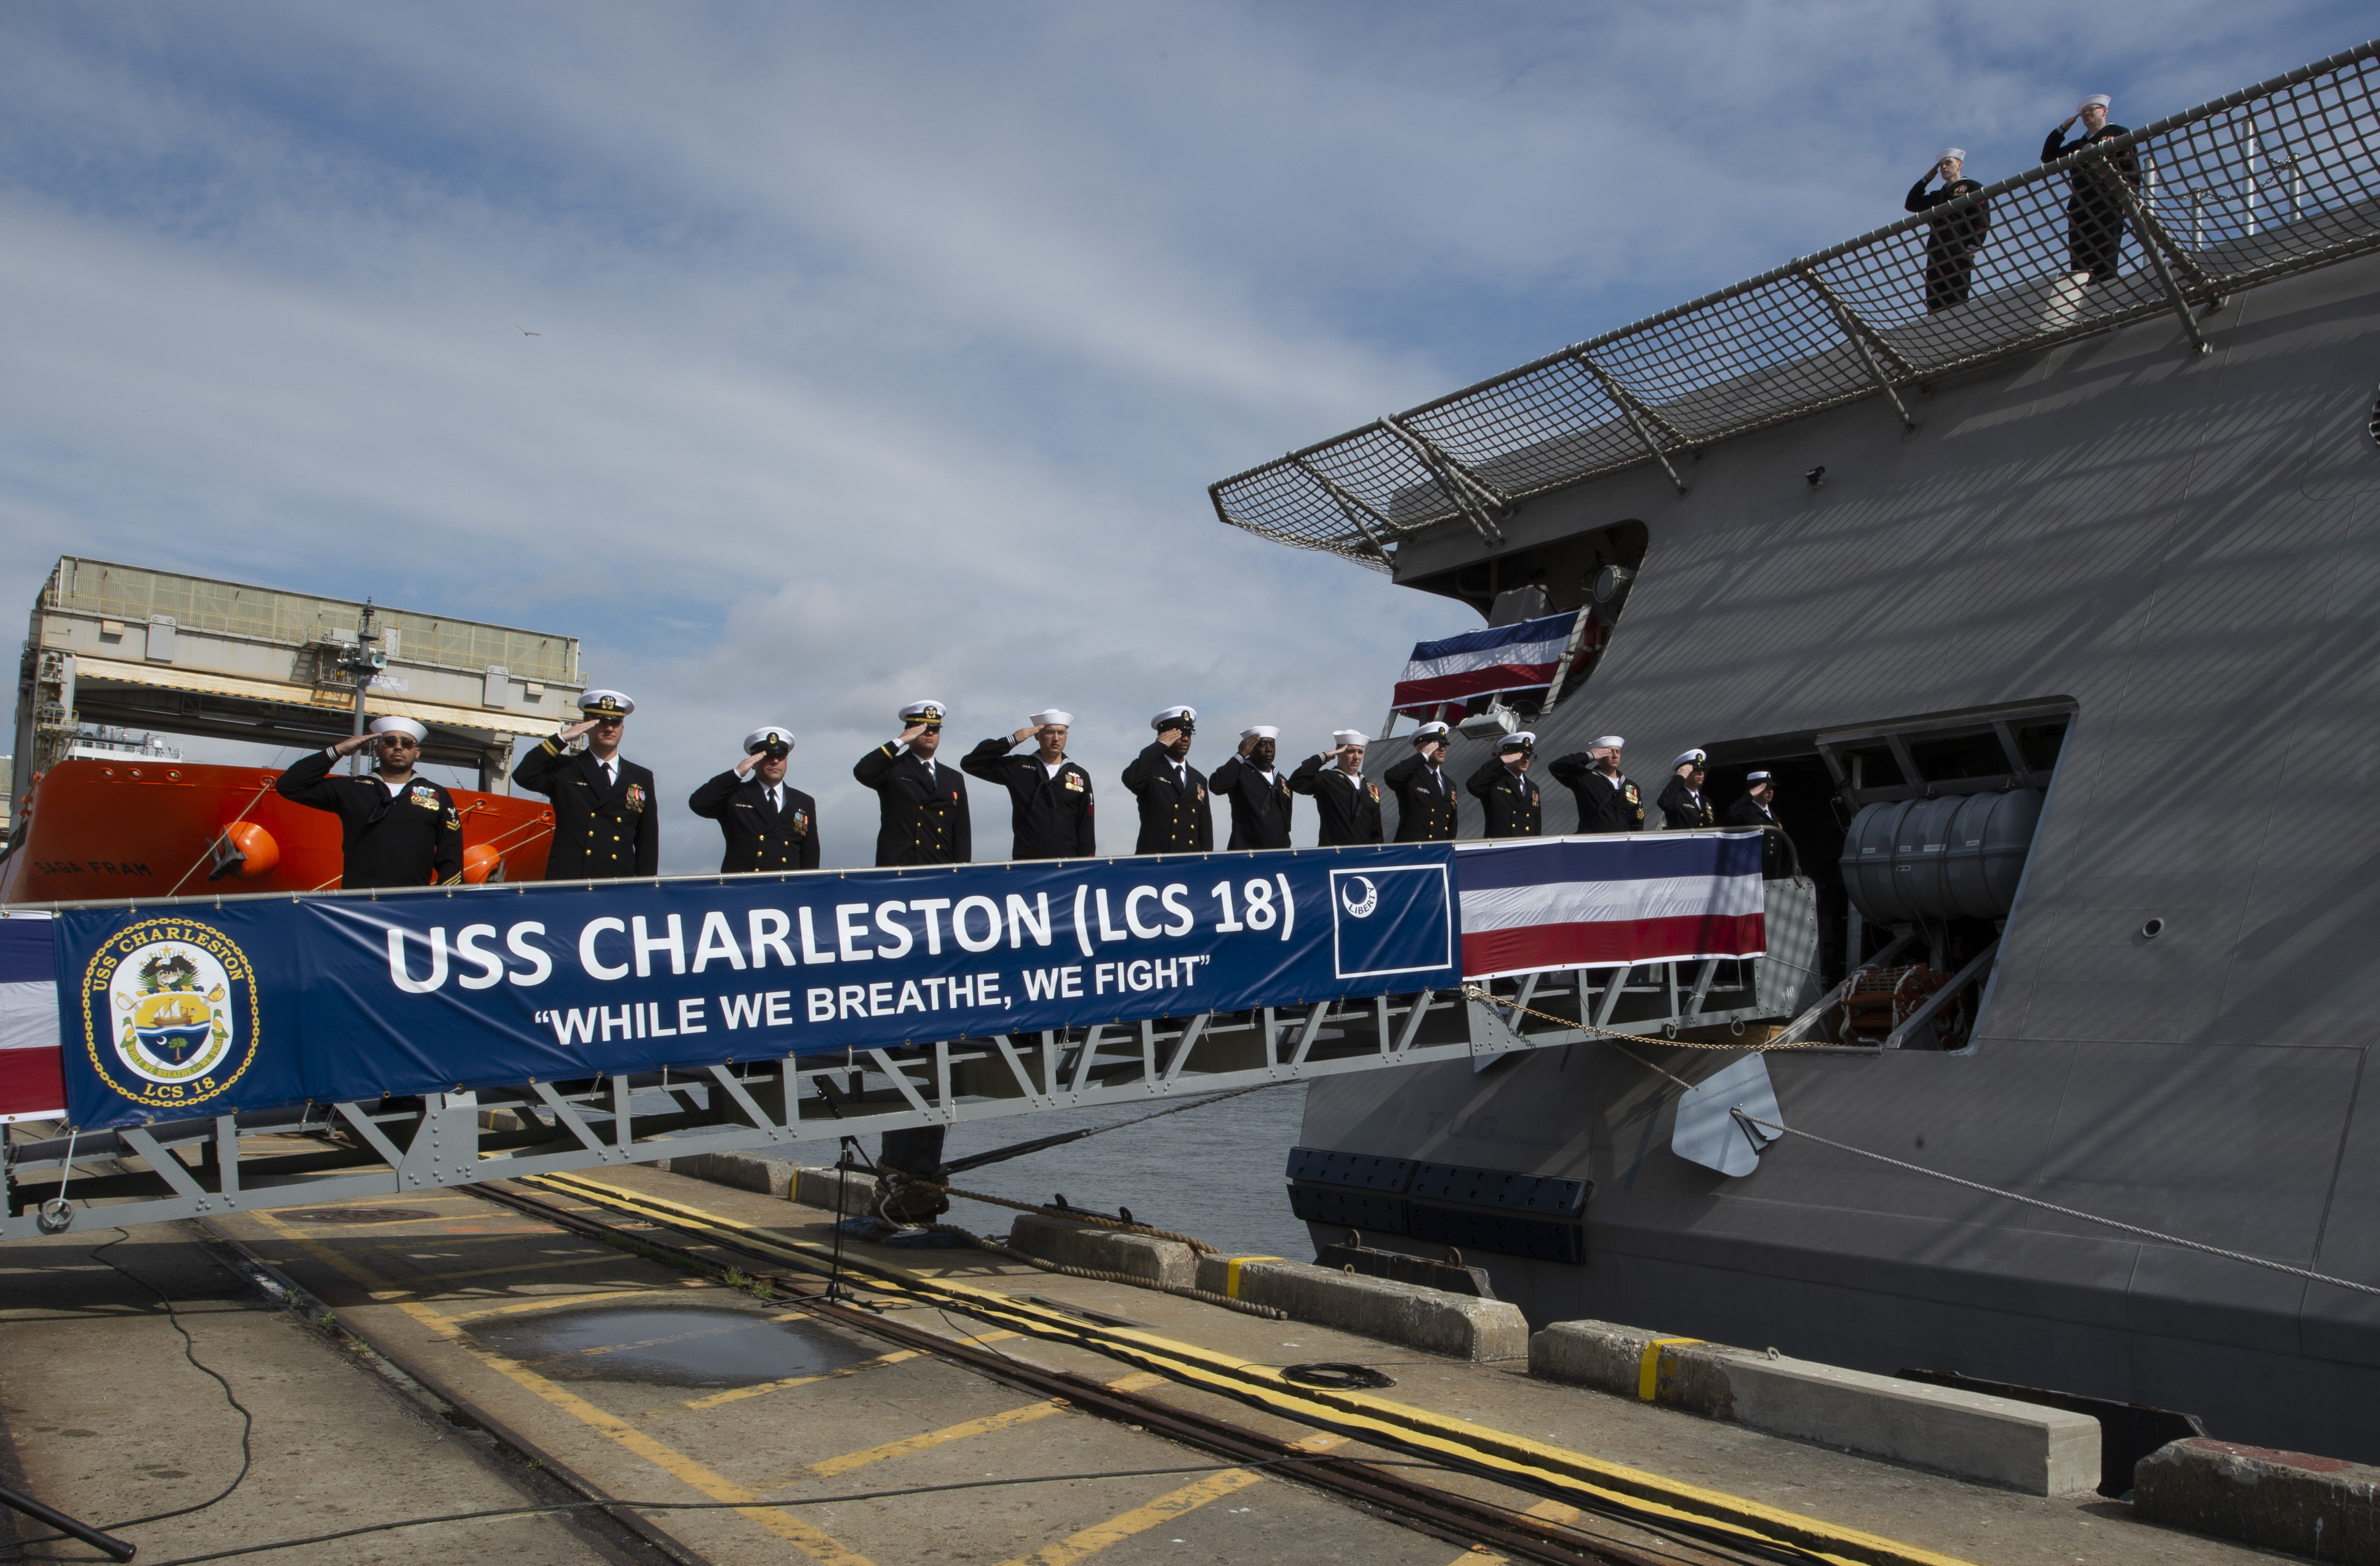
[1340,875,1379,919]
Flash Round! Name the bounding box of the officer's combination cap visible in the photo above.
[900,700,946,725]
[1151,706,1196,730]
[1240,725,1279,740]
[1332,729,1368,747]
[744,726,796,754]
[1500,732,1536,752]
[580,689,635,717]
[370,715,429,743]
[1411,721,1451,741]
[1029,709,1072,728]
[1747,770,1773,784]
[1673,748,1708,769]
[1591,734,1625,751]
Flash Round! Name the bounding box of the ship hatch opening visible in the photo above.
[1707,699,2071,1049]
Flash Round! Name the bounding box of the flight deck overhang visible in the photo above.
[1210,38,2380,571]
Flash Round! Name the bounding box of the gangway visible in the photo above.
[0,844,1811,1242]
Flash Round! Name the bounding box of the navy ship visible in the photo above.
[1211,41,2380,1462]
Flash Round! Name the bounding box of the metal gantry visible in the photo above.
[1212,40,2380,569]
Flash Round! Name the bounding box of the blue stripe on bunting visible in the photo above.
[0,917,55,985]
[1454,833,1764,890]
[1407,611,1579,663]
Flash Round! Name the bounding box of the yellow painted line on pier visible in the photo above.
[434,1280,711,1321]
[1442,1500,1584,1565]
[1639,1337,1703,1401]
[994,1467,1267,1566]
[531,1170,1982,1566]
[681,1348,926,1410]
[808,1400,1069,1478]
[247,1207,880,1566]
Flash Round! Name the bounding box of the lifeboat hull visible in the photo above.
[0,758,554,904]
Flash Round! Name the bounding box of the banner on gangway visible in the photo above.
[53,845,1458,1131]
[1456,832,1766,980]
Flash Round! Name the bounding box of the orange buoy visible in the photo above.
[223,821,279,878]
[462,843,503,884]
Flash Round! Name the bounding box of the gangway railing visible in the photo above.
[1211,39,2380,569]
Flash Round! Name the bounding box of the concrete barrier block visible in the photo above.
[662,1150,795,1199]
[1530,1321,2099,1496]
[1008,1213,1196,1289]
[2136,1438,2380,1561]
[1196,1255,1527,1362]
[789,1165,873,1215]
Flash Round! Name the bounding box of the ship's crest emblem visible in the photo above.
[82,919,261,1114]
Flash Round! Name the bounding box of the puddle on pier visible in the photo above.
[475,1305,871,1388]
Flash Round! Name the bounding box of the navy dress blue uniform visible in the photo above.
[689,772,819,872]
[2043,107,2140,282]
[1550,754,1647,833]
[1290,755,1383,846]
[855,744,971,866]
[276,747,464,889]
[961,737,1095,860]
[1383,749,1460,842]
[1122,709,1213,855]
[1207,754,1293,850]
[514,740,660,879]
[1657,777,1717,830]
[1467,749,1542,838]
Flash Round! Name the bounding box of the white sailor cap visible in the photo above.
[744,725,796,754]
[1499,731,1537,752]
[1591,734,1625,751]
[899,699,947,725]
[1673,748,1708,769]
[1332,729,1369,747]
[1747,770,1773,784]
[1151,705,1196,730]
[1240,725,1279,740]
[579,689,635,717]
[369,715,428,743]
[1412,721,1451,741]
[2079,94,2110,110]
[1937,147,1967,163]
[1029,709,1073,728]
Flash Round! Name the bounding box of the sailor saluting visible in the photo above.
[1467,731,1543,838]
[1291,729,1384,847]
[855,699,971,866]
[689,725,820,873]
[1550,734,1646,833]
[275,715,464,889]
[514,688,661,880]
[1382,720,1458,841]
[1122,706,1213,854]
[961,709,1095,861]
[1207,725,1293,850]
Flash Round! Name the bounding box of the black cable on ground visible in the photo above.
[10,1231,258,1554]
[12,1456,1416,1566]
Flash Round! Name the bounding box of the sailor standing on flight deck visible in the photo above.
[855,700,971,867]
[1122,706,1213,853]
[1551,735,1646,833]
[961,709,1095,860]
[513,689,660,879]
[688,726,819,873]
[276,715,464,889]
[1467,732,1542,838]
[1658,749,1717,829]
[1904,148,1991,312]
[2042,95,2139,283]
[1383,721,1459,841]
[1207,725,1294,850]
[1292,729,1384,847]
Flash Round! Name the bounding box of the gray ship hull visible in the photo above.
[1301,247,2380,1463]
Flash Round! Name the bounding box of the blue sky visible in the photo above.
[2,2,2368,868]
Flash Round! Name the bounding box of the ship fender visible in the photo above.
[1840,789,2043,923]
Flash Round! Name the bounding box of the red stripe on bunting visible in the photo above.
[0,1047,65,1123]
[1461,913,1767,978]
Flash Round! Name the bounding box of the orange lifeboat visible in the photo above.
[0,759,555,903]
